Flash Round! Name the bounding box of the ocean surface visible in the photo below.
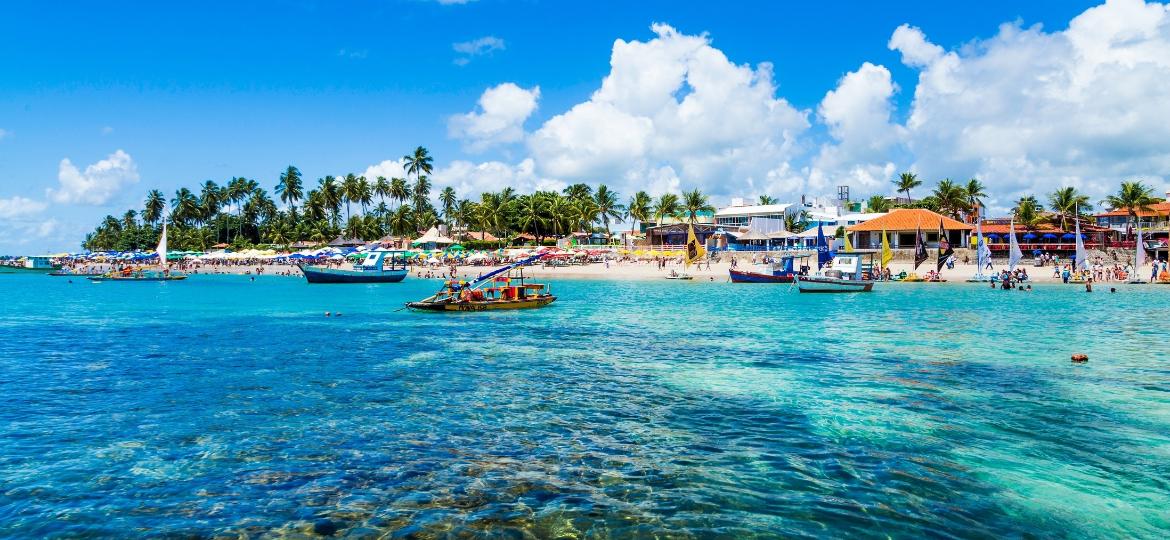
[1,273,1168,538]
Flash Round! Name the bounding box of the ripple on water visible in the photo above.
[0,276,1169,537]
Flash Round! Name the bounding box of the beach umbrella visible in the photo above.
[447,244,465,251]
[1061,233,1077,239]
[1042,233,1058,240]
[1022,233,1037,240]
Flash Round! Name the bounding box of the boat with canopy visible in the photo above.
[405,254,555,311]
[795,224,875,293]
[0,256,61,274]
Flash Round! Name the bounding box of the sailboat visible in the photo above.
[1008,218,1024,273]
[1128,223,1148,284]
[88,221,187,282]
[665,224,704,280]
[967,217,993,282]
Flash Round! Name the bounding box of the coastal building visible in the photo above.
[980,219,1120,254]
[847,208,973,249]
[1094,195,1170,233]
[714,199,799,228]
[410,227,454,250]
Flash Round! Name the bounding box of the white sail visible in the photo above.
[973,217,990,278]
[1135,223,1145,274]
[1008,219,1023,271]
[1074,207,1088,270]
[157,221,168,269]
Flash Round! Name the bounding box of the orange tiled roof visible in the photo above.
[1096,201,1170,218]
[980,223,1111,235]
[848,208,973,232]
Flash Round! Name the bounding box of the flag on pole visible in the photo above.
[684,224,706,267]
[843,231,854,253]
[881,229,893,268]
[913,225,928,270]
[815,224,832,269]
[936,220,954,272]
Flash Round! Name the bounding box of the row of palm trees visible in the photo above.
[82,147,720,251]
[883,172,1163,231]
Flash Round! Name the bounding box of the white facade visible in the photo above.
[714,203,799,227]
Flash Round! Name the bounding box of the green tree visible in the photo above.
[1013,196,1046,227]
[894,172,922,203]
[931,179,969,219]
[681,189,714,224]
[866,195,891,213]
[593,184,623,234]
[389,177,409,211]
[439,186,457,224]
[1048,186,1092,230]
[652,193,681,227]
[1102,181,1157,233]
[144,189,166,226]
[627,191,652,234]
[758,195,778,205]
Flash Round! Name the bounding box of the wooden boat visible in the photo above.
[406,255,555,312]
[88,273,188,282]
[300,250,409,284]
[0,256,62,274]
[664,270,694,280]
[796,253,875,293]
[901,272,947,283]
[730,255,806,283]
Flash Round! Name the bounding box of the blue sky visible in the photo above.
[4,0,1164,253]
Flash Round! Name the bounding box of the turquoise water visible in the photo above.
[1,274,1168,538]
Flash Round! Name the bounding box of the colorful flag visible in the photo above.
[936,220,954,272]
[913,225,928,270]
[815,224,832,269]
[843,231,854,253]
[881,229,893,268]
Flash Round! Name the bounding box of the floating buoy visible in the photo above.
[335,312,342,317]
[1071,354,1088,363]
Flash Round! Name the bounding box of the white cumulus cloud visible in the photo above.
[890,0,1170,211]
[47,149,140,205]
[359,158,409,180]
[0,196,48,219]
[527,23,809,197]
[435,158,564,198]
[448,83,540,152]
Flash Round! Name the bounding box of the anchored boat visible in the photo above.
[300,250,409,284]
[729,255,806,283]
[406,254,555,311]
[0,256,62,274]
[795,225,874,293]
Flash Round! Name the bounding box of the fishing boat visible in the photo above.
[300,250,409,284]
[729,255,805,283]
[795,224,875,293]
[89,221,187,282]
[88,270,188,282]
[0,256,62,274]
[406,254,555,311]
[664,270,694,280]
[796,253,875,292]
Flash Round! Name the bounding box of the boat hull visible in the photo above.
[50,271,105,277]
[406,296,557,312]
[796,276,874,293]
[729,269,795,283]
[0,265,61,274]
[300,265,407,284]
[87,275,188,282]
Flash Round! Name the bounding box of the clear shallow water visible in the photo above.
[1,274,1168,538]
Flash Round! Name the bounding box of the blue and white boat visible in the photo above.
[729,255,806,283]
[300,250,409,284]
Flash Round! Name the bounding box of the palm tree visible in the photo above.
[866,195,891,213]
[546,194,572,237]
[964,178,987,216]
[514,193,548,240]
[403,146,433,186]
[144,189,166,226]
[931,179,969,219]
[1013,196,1046,227]
[357,176,372,215]
[121,210,138,230]
[171,188,199,227]
[374,176,391,210]
[894,172,922,203]
[1048,187,1092,230]
[318,176,342,226]
[276,166,303,221]
[439,187,457,225]
[199,180,223,241]
[627,191,652,234]
[1102,181,1157,234]
[681,189,715,224]
[389,177,409,211]
[387,205,415,236]
[563,183,592,201]
[758,195,778,205]
[652,193,681,227]
[594,185,623,234]
[412,175,432,213]
[340,173,361,222]
[572,197,600,233]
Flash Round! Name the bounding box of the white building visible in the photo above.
[714,198,801,228]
